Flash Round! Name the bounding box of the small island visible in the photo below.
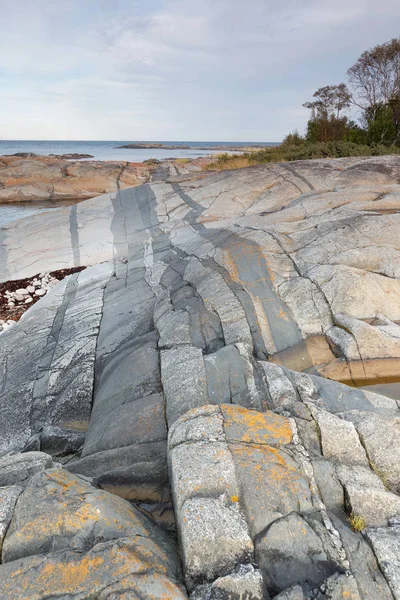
[116,142,273,151]
[116,142,191,149]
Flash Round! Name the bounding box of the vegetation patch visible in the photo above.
[208,37,400,171]
[349,512,366,532]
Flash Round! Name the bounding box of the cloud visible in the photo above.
[1,0,400,140]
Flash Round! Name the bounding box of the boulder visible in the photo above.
[0,452,54,487]
[0,467,187,598]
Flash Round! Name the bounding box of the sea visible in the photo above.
[0,140,278,163]
[0,140,278,226]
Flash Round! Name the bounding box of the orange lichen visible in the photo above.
[221,404,292,446]
[229,443,305,497]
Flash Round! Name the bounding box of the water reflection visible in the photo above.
[0,199,82,228]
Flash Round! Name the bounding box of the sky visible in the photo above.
[0,0,399,142]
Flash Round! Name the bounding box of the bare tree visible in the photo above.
[303,84,351,118]
[348,38,400,117]
[334,83,352,118]
[303,84,351,141]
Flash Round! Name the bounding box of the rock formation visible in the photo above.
[0,154,209,203]
[0,154,151,202]
[0,155,399,598]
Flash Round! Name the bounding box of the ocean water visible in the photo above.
[0,140,278,163]
[0,200,82,228]
[0,140,278,226]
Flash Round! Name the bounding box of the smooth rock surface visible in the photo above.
[1,156,400,598]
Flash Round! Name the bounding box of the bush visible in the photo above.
[206,140,400,171]
[349,513,366,532]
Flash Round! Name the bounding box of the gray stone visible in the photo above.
[179,497,254,591]
[332,515,393,600]
[259,361,298,409]
[68,440,169,502]
[336,464,400,527]
[2,468,174,564]
[170,442,239,511]
[315,573,361,599]
[162,346,209,426]
[168,405,225,450]
[204,345,250,406]
[190,564,266,599]
[256,513,342,594]
[0,536,187,599]
[315,411,369,466]
[274,586,305,600]
[228,442,313,537]
[345,412,400,493]
[0,452,54,487]
[312,459,344,514]
[0,486,22,554]
[364,523,400,600]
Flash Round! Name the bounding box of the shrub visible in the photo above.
[206,140,400,171]
[349,513,366,532]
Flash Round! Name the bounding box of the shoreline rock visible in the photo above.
[0,155,400,598]
[0,153,212,203]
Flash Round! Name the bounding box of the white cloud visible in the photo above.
[1,0,400,139]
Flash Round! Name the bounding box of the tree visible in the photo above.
[347,38,400,118]
[303,84,352,142]
[303,84,351,119]
[365,95,400,145]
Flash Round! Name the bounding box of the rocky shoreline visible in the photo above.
[0,155,399,598]
[0,153,211,202]
[0,267,85,326]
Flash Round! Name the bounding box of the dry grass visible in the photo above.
[349,513,366,532]
[207,155,254,171]
[205,140,400,172]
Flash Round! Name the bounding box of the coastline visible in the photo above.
[0,153,210,204]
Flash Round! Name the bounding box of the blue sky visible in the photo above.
[1,0,399,141]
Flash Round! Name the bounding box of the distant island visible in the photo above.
[116,142,273,151]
